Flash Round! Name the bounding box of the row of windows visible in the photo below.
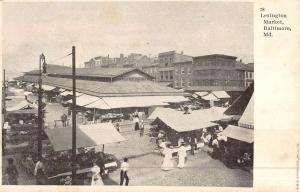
[160,71,173,81]
[194,60,235,68]
[245,71,254,79]
[193,70,243,79]
[193,79,244,87]
[175,66,191,74]
[174,78,192,87]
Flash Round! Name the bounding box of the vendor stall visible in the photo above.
[40,123,126,184]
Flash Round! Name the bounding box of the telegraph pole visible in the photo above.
[2,69,6,128]
[71,46,77,182]
[37,54,45,160]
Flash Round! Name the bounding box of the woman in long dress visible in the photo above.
[161,145,174,171]
[177,144,187,168]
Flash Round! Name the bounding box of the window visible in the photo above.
[188,66,191,74]
[175,67,179,75]
[181,78,185,87]
[170,71,173,80]
[165,63,168,67]
[188,79,191,87]
[160,72,163,80]
[181,67,185,74]
[249,72,253,79]
[175,81,179,87]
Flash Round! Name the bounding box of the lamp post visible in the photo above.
[37,53,46,160]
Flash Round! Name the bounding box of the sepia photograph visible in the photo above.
[2,1,254,187]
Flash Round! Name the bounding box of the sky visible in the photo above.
[2,1,253,78]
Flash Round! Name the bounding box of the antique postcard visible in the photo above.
[0,0,299,191]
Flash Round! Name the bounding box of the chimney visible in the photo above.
[240,59,242,62]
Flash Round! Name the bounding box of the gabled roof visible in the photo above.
[18,75,188,97]
[25,64,154,79]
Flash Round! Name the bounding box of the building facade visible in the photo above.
[177,54,255,92]
[173,61,193,89]
[142,64,159,81]
[157,51,192,83]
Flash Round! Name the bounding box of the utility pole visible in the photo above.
[2,69,6,154]
[2,69,6,128]
[71,46,77,183]
[37,54,45,160]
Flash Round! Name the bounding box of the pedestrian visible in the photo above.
[34,158,47,185]
[161,144,174,171]
[116,123,120,132]
[61,113,67,127]
[120,158,129,186]
[5,158,19,185]
[139,120,144,137]
[177,143,187,169]
[134,116,139,131]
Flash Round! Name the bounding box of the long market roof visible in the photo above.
[25,64,154,79]
[17,75,188,97]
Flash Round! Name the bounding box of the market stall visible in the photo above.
[40,123,126,184]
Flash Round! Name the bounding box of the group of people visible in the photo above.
[161,143,187,171]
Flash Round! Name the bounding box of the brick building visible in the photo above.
[157,51,192,83]
[174,54,254,91]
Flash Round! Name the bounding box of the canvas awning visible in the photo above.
[6,100,32,112]
[67,94,100,106]
[194,91,209,97]
[238,94,254,129]
[101,96,185,108]
[149,107,223,132]
[221,125,254,143]
[85,99,111,110]
[44,123,126,151]
[42,84,56,91]
[60,91,73,96]
[201,93,220,101]
[153,115,218,132]
[62,91,84,97]
[24,91,33,96]
[212,91,230,99]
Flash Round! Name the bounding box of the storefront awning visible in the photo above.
[201,93,220,101]
[221,125,253,143]
[67,94,100,106]
[212,91,230,99]
[85,99,111,110]
[42,84,56,91]
[44,123,126,151]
